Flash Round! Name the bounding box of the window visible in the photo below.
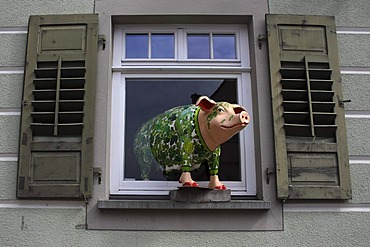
[111,25,255,196]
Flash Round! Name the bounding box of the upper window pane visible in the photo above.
[187,34,210,59]
[126,34,148,58]
[151,34,175,59]
[213,34,236,59]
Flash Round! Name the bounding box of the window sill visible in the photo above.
[97,199,271,210]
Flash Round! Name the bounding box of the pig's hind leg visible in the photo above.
[178,160,198,187]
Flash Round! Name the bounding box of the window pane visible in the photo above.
[151,34,175,59]
[126,34,148,58]
[187,34,210,59]
[125,78,240,182]
[213,34,236,59]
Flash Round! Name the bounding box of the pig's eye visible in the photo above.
[217,107,225,113]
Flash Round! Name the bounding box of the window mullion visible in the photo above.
[210,32,214,59]
[148,33,152,59]
[178,28,186,59]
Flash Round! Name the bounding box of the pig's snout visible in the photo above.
[240,111,250,125]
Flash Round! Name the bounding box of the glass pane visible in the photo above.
[151,34,175,59]
[125,78,240,182]
[187,34,210,59]
[213,34,236,59]
[125,34,148,58]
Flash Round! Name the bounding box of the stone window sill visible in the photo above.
[97,199,271,210]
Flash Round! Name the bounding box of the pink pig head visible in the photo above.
[196,96,250,151]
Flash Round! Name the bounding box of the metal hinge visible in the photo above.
[266,167,276,184]
[98,34,106,50]
[283,185,293,202]
[22,99,28,107]
[93,167,102,184]
[258,34,267,49]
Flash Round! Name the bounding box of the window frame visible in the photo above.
[110,24,256,196]
[90,0,284,230]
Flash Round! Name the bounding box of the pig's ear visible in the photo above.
[232,104,247,114]
[196,96,216,112]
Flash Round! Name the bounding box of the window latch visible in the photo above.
[258,34,266,50]
[266,167,276,184]
[93,167,102,184]
[338,96,351,108]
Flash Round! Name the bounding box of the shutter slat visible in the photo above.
[312,102,335,112]
[283,101,309,111]
[310,80,333,90]
[281,79,307,90]
[60,78,85,89]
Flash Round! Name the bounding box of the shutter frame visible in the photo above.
[266,14,352,200]
[17,14,98,199]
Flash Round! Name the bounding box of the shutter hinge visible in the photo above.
[283,185,293,202]
[266,167,276,184]
[19,176,25,190]
[98,34,106,50]
[258,34,267,50]
[22,99,28,107]
[93,167,102,184]
[82,192,89,204]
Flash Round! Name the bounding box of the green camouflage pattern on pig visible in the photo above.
[133,105,220,180]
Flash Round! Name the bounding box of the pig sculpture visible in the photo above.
[133,96,250,190]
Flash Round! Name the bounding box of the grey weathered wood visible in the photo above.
[266,14,352,200]
[17,14,98,199]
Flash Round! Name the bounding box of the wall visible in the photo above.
[1,0,370,246]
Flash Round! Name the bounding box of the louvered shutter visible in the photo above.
[17,14,98,198]
[266,14,352,199]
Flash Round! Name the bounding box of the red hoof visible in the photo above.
[181,181,199,187]
[214,185,227,190]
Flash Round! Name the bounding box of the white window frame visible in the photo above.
[110,24,255,196]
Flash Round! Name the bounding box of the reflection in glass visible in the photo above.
[187,34,210,59]
[124,78,240,182]
[126,34,148,58]
[151,34,175,59]
[213,34,236,59]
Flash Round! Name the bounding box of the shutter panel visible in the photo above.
[17,14,98,198]
[266,14,352,199]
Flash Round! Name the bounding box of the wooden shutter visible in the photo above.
[266,14,352,199]
[17,14,98,198]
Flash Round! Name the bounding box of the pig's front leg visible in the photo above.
[179,172,199,187]
[208,175,226,190]
[207,150,226,189]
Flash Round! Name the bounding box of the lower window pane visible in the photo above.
[187,34,210,59]
[124,78,241,182]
